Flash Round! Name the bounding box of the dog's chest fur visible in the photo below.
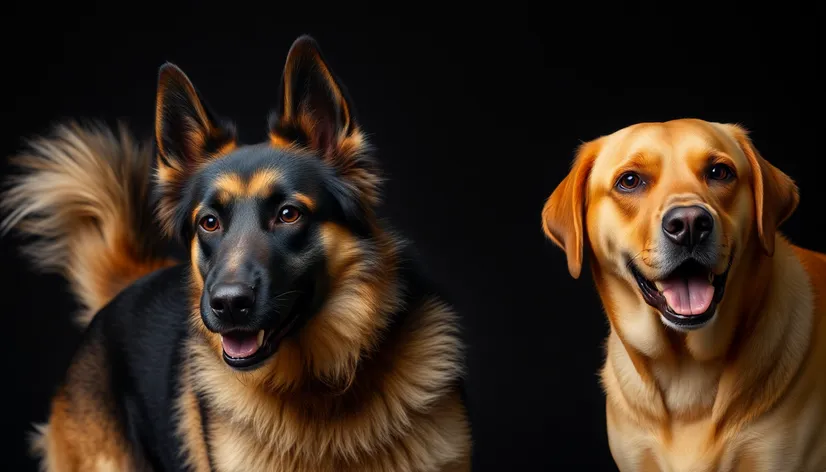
[609,392,826,472]
[205,392,469,472]
[604,241,826,472]
[179,297,472,472]
[651,358,721,416]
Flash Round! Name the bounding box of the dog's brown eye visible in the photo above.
[278,206,301,224]
[199,215,220,232]
[708,163,734,181]
[617,172,643,192]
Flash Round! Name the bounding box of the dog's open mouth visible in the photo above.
[220,309,303,370]
[629,256,732,330]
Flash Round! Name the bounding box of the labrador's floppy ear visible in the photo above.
[721,123,799,256]
[541,139,601,279]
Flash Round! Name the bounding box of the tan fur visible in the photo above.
[30,339,149,472]
[542,118,826,471]
[0,122,175,325]
[212,170,283,204]
[174,364,213,472]
[181,224,471,471]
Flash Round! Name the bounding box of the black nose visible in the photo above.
[662,205,714,248]
[209,283,255,323]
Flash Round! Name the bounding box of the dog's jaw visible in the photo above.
[659,307,719,332]
[627,254,733,332]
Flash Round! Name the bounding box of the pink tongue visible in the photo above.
[659,275,714,316]
[221,333,260,358]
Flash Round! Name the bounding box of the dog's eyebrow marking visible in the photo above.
[215,173,245,204]
[623,151,660,169]
[294,193,316,211]
[247,169,281,198]
[213,170,281,203]
[612,151,663,183]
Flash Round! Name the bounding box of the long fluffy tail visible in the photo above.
[0,122,175,326]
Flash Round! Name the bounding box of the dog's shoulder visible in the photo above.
[789,243,826,317]
[790,244,826,284]
[91,263,193,371]
[96,262,191,337]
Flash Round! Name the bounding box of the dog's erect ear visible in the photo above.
[270,35,381,220]
[155,63,237,171]
[723,124,799,256]
[270,35,355,157]
[541,139,600,279]
[154,63,237,239]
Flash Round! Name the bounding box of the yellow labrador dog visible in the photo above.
[542,119,826,471]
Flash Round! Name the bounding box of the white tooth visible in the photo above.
[654,281,664,291]
[256,330,265,348]
[708,273,714,283]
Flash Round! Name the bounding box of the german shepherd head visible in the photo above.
[154,36,399,389]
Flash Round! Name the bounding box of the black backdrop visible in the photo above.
[2,8,824,472]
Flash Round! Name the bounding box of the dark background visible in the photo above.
[2,8,824,471]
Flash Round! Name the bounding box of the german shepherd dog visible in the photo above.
[1,36,472,472]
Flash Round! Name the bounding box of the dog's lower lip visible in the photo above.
[629,256,733,329]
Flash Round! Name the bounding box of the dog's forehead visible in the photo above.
[192,144,327,209]
[663,120,741,157]
[201,145,322,190]
[592,120,742,176]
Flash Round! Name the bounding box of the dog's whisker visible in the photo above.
[258,290,307,314]
[626,250,644,269]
